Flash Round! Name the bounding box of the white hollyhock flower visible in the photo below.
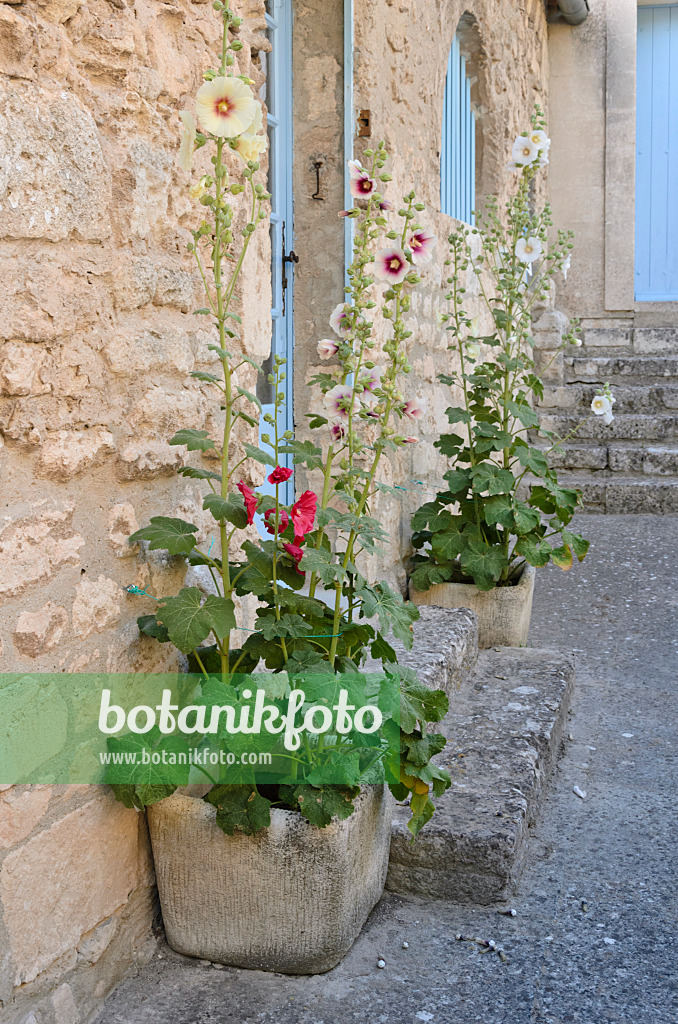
[329,303,352,338]
[515,236,543,264]
[237,103,268,162]
[529,129,551,151]
[562,254,571,280]
[466,342,481,362]
[602,410,614,425]
[511,135,538,166]
[178,111,196,171]
[317,338,339,359]
[195,77,257,138]
[403,397,425,420]
[591,395,612,417]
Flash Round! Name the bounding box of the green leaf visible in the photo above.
[411,501,443,532]
[506,400,539,428]
[190,371,221,384]
[137,614,170,643]
[399,676,449,732]
[515,532,552,568]
[205,785,272,836]
[192,307,212,315]
[434,433,465,456]
[357,581,419,649]
[169,428,217,453]
[484,495,514,529]
[254,612,313,640]
[129,517,198,556]
[278,439,324,471]
[243,441,277,467]
[281,784,359,828]
[224,311,242,323]
[409,562,453,592]
[401,731,446,767]
[445,406,472,425]
[237,354,263,373]
[236,386,262,411]
[208,344,231,359]
[513,501,542,534]
[517,446,549,475]
[550,543,573,571]
[459,539,506,589]
[431,529,464,564]
[106,730,189,789]
[370,632,398,663]
[407,791,435,837]
[563,530,589,562]
[470,463,515,496]
[203,491,249,529]
[298,547,347,585]
[177,466,222,482]
[156,588,233,653]
[442,468,472,495]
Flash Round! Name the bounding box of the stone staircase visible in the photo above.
[535,323,678,513]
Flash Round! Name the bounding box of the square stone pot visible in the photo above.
[147,786,393,975]
[409,563,536,648]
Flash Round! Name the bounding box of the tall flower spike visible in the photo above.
[195,77,257,138]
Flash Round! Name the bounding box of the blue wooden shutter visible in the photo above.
[441,35,475,223]
[635,5,678,301]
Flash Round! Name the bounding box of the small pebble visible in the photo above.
[198,959,211,967]
[498,908,517,917]
[212,963,225,970]
[402,941,409,949]
[573,785,587,800]
[603,937,616,945]
[622,733,634,739]
[377,958,386,969]
[568,733,574,741]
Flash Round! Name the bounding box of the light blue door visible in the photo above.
[441,34,475,224]
[635,5,678,301]
[258,0,294,503]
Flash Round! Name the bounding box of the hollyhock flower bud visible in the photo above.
[283,542,305,574]
[268,466,293,485]
[317,338,339,360]
[237,480,258,525]
[264,507,290,535]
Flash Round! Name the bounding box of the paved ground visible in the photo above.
[95,515,678,1024]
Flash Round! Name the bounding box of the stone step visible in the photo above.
[541,441,678,476]
[565,354,678,383]
[539,411,678,442]
[387,647,575,904]
[558,473,678,513]
[581,326,678,355]
[539,382,678,414]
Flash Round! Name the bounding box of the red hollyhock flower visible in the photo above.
[237,480,258,525]
[283,541,304,575]
[290,490,317,540]
[264,507,290,535]
[268,465,293,485]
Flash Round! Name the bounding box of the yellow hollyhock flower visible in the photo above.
[195,76,257,138]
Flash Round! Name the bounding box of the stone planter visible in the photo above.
[409,563,536,648]
[147,786,393,974]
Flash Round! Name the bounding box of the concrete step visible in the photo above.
[558,473,678,513]
[387,647,575,904]
[539,383,678,414]
[565,354,678,383]
[541,441,678,476]
[539,411,678,442]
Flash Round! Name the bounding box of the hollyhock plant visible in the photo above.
[411,107,614,597]
[121,4,450,842]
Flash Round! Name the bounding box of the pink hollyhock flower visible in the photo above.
[379,199,392,212]
[359,367,381,397]
[408,228,436,266]
[403,398,425,421]
[268,465,293,485]
[330,422,347,441]
[237,480,258,525]
[283,541,305,575]
[402,436,418,444]
[264,507,290,535]
[290,490,317,540]
[329,303,352,338]
[375,247,409,285]
[318,338,339,359]
[348,159,376,199]
[324,383,353,423]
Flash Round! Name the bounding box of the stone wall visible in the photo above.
[0,0,270,1019]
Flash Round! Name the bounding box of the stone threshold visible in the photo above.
[387,645,575,905]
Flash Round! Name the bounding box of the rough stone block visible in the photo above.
[107,504,140,558]
[36,428,115,480]
[117,441,186,479]
[634,328,678,355]
[583,327,632,348]
[12,602,69,657]
[0,791,143,985]
[0,343,47,397]
[0,786,52,850]
[387,648,575,903]
[72,576,122,637]
[0,8,37,79]
[0,506,84,598]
